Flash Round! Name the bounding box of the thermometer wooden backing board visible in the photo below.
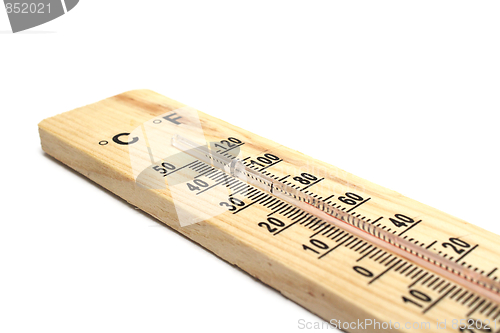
[38,90,500,333]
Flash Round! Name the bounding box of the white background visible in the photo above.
[1,1,500,332]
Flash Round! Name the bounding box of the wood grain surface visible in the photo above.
[39,90,500,332]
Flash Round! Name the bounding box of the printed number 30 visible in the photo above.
[219,198,245,211]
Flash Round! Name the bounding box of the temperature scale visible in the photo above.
[38,90,500,332]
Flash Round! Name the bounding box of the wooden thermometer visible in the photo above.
[39,90,500,332]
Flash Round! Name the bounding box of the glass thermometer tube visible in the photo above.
[171,134,500,305]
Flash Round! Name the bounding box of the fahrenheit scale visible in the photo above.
[39,90,500,333]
